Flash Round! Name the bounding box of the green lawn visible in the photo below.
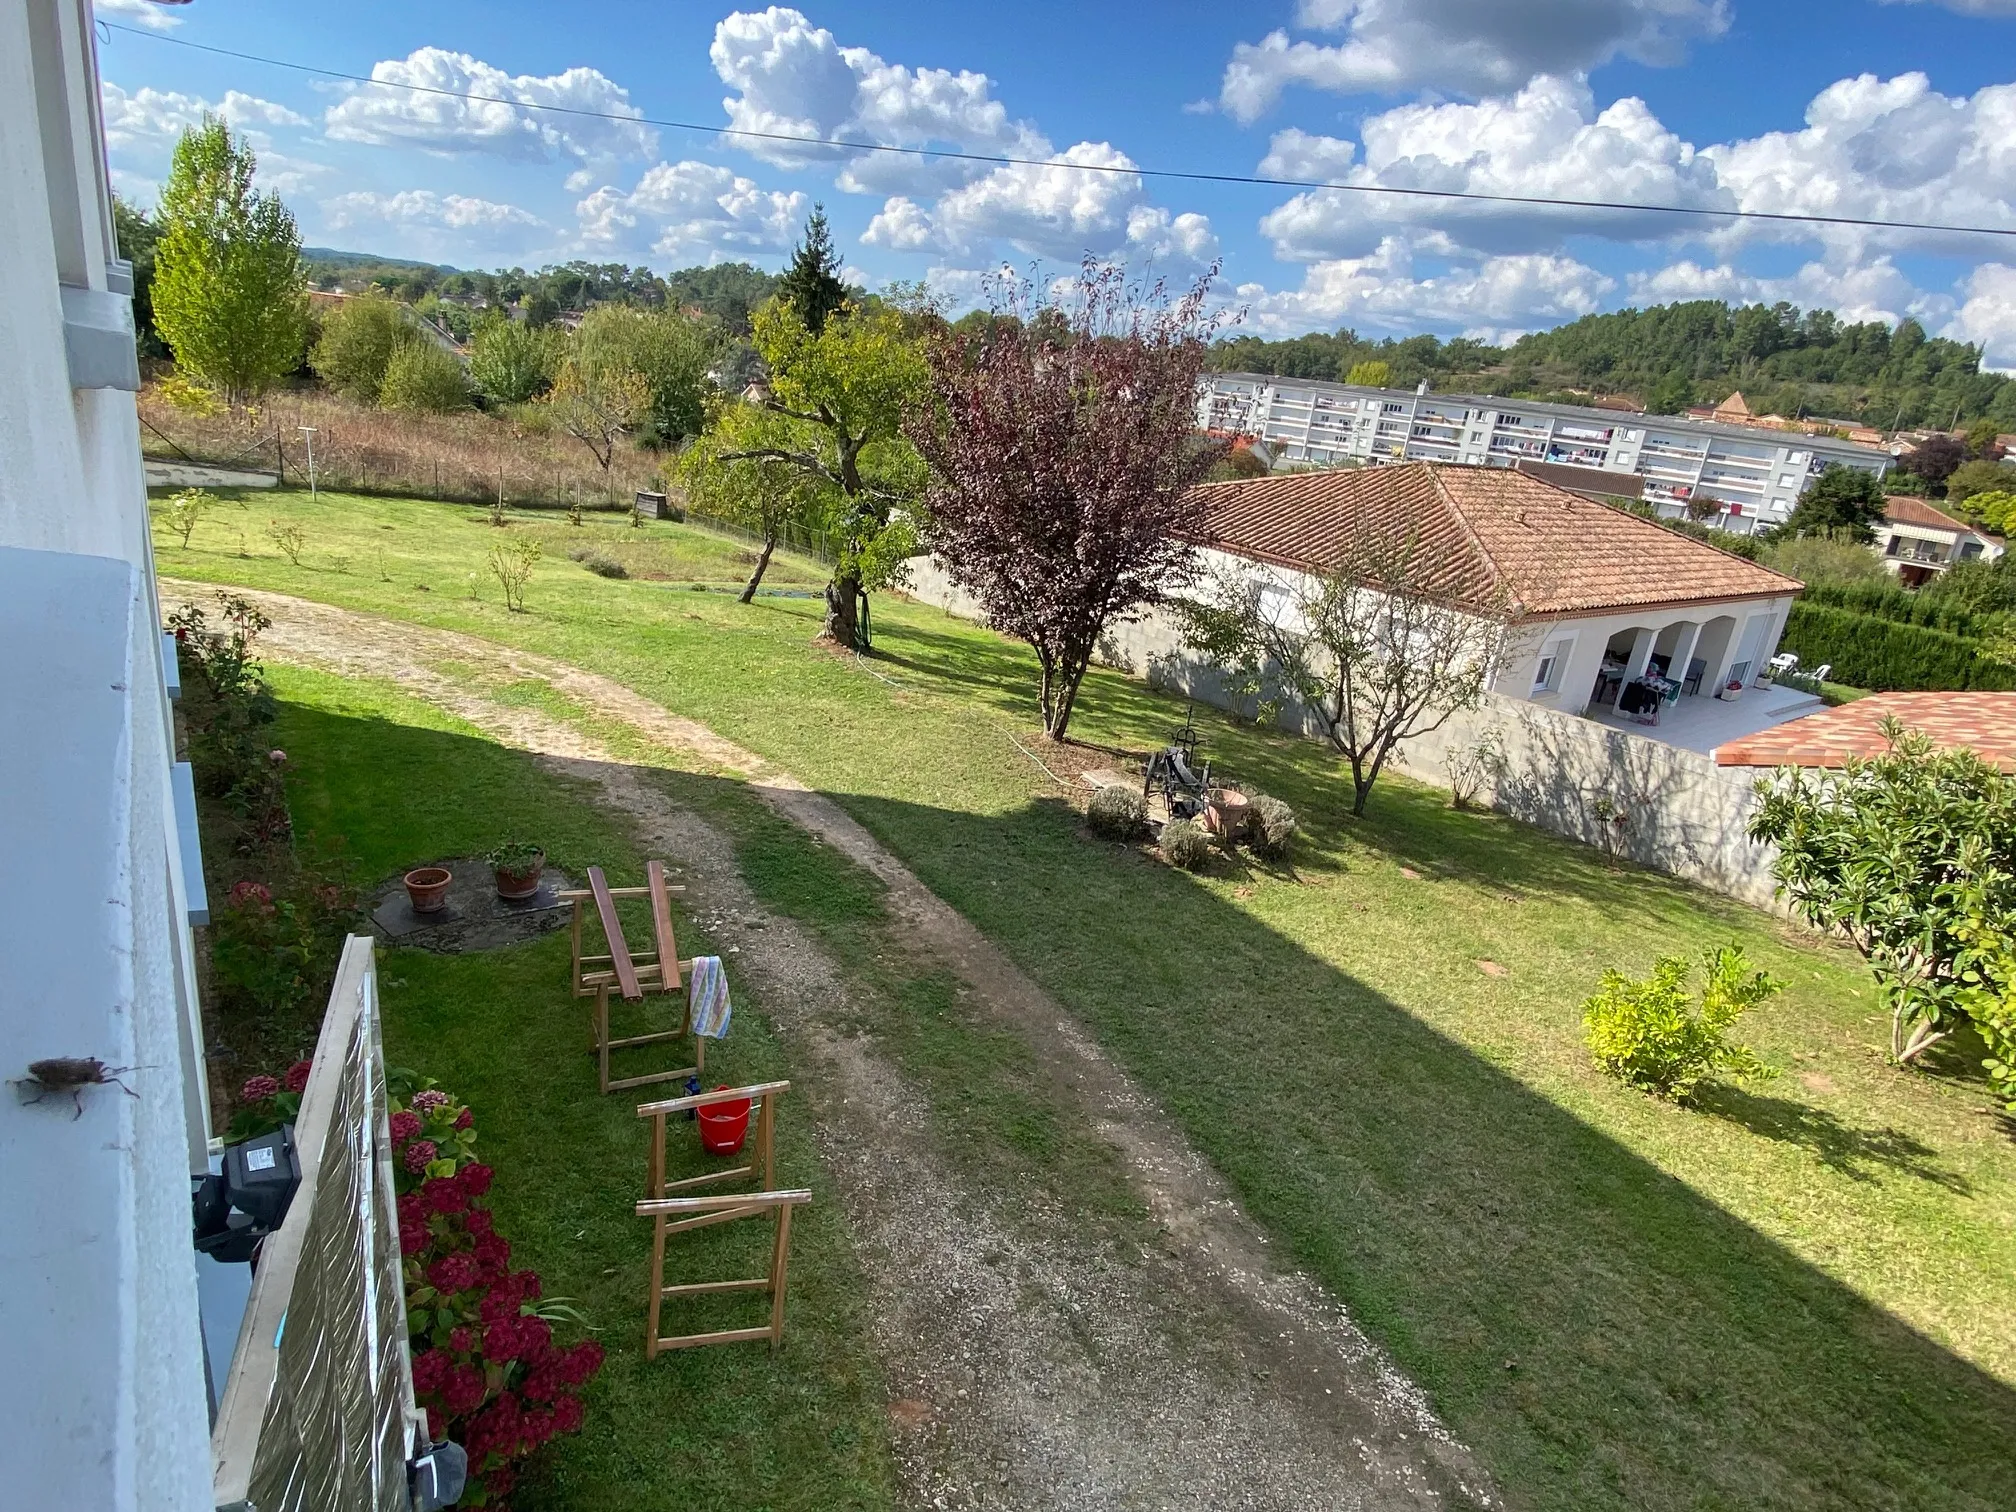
[167,488,2016,1510]
[263,666,896,1511]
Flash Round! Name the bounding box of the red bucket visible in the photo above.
[697,1088,752,1156]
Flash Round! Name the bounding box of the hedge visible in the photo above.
[1780,602,2016,692]
[1798,580,1980,636]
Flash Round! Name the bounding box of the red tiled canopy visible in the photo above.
[1715,692,2016,771]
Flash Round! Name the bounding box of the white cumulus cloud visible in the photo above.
[1236,236,1614,337]
[1257,76,1729,259]
[710,6,1046,195]
[324,189,546,234]
[100,82,309,150]
[864,141,1216,265]
[1219,0,1729,122]
[1948,263,2016,368]
[324,48,656,167]
[574,161,807,263]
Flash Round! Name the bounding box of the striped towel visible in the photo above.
[686,955,732,1039]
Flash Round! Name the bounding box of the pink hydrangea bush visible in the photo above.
[394,1082,601,1509]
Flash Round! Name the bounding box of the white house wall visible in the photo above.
[0,4,214,1509]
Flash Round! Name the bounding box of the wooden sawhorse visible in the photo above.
[562,861,696,1094]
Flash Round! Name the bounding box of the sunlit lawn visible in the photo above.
[167,488,2016,1510]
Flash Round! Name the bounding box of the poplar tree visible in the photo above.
[153,118,307,404]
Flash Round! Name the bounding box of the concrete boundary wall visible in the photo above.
[900,555,1781,907]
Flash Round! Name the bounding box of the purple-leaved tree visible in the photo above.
[908,262,1228,741]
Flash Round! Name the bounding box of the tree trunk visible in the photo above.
[739,530,778,604]
[821,573,868,650]
[1044,654,1091,741]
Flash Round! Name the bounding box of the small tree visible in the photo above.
[1964,419,2004,461]
[546,356,650,473]
[1182,529,1519,816]
[1749,719,2016,1063]
[153,118,307,404]
[683,297,927,649]
[163,487,214,548]
[469,313,561,404]
[677,406,822,603]
[1761,532,1886,587]
[908,263,1228,740]
[487,537,541,612]
[379,340,472,413]
[1947,459,2016,506]
[311,292,409,403]
[776,205,848,335]
[1779,465,1886,542]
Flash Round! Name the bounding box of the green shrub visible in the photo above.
[1582,945,1779,1102]
[311,292,408,404]
[379,339,472,413]
[1798,580,1979,635]
[1780,602,2016,692]
[1249,794,1298,859]
[568,547,628,579]
[1159,817,1212,871]
[1087,785,1147,840]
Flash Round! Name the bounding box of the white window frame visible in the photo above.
[1531,634,1575,696]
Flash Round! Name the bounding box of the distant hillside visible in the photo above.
[302,246,454,273]
[1208,298,2016,431]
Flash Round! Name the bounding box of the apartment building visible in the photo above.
[1198,372,1891,535]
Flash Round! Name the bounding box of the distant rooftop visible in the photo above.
[1882,497,1976,534]
[1716,692,2016,771]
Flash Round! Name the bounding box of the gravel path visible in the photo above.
[165,581,1496,1511]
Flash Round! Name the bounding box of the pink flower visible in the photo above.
[411,1348,451,1395]
[403,1139,438,1174]
[427,1253,482,1295]
[423,1175,468,1214]
[453,1107,474,1131]
[551,1395,584,1436]
[390,1110,423,1143]
[463,1208,493,1237]
[458,1163,493,1197]
[240,1075,279,1103]
[410,1089,449,1114]
[227,881,273,911]
[268,749,287,765]
[444,1363,487,1414]
[448,1326,473,1354]
[563,1340,603,1385]
[282,1059,312,1093]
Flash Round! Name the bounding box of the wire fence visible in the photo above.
[679,507,841,566]
[138,385,662,512]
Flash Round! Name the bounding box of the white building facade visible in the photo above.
[1199,372,1891,535]
[2,4,217,1509]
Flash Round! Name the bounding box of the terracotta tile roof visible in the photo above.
[1882,496,1972,533]
[1716,692,2016,771]
[1192,462,1801,619]
[1513,458,1646,501]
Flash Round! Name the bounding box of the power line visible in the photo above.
[101,20,2016,242]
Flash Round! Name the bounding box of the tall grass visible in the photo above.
[138,383,662,509]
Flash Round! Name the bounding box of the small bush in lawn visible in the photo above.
[1582,944,1780,1102]
[567,547,627,579]
[1248,794,1298,860]
[488,537,542,611]
[1160,817,1213,871]
[1087,785,1147,840]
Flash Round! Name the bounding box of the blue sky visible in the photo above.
[93,0,2016,361]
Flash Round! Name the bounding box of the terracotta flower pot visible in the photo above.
[492,854,546,900]
[1204,788,1252,841]
[403,866,453,913]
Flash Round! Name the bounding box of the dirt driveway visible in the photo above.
[165,581,1497,1511]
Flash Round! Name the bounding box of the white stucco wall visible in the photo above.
[0,4,214,1508]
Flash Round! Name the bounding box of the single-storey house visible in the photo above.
[1189,462,1806,735]
[1872,497,2004,587]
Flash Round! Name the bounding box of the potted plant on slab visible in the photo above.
[403,866,453,913]
[486,840,547,900]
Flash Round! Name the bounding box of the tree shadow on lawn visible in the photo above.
[838,786,2014,1512]
[1692,1084,1971,1192]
